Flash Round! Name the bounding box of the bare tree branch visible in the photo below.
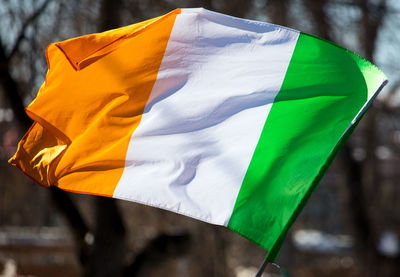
[49,186,92,265]
[7,0,52,61]
[0,39,32,129]
[305,0,334,41]
[266,0,289,26]
[0,2,92,270]
[358,0,387,60]
[85,197,126,277]
[383,81,400,108]
[83,2,128,277]
[123,232,191,277]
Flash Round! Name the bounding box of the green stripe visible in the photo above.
[227,32,386,261]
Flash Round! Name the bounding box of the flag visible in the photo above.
[9,8,387,261]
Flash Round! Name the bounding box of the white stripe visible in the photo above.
[113,8,299,225]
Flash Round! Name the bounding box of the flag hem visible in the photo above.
[53,8,181,71]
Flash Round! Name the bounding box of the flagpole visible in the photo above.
[255,254,269,277]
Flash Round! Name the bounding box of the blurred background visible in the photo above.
[0,0,399,276]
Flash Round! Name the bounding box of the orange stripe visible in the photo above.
[55,10,180,70]
[10,10,180,196]
[8,121,67,187]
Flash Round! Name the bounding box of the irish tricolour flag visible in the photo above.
[10,8,387,260]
